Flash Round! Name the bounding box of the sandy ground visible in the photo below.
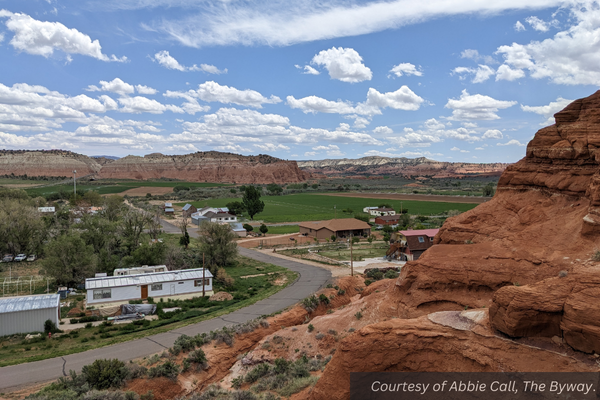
[323,192,490,204]
[119,186,174,196]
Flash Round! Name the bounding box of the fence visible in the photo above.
[2,276,51,297]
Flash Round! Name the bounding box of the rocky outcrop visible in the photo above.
[298,156,509,178]
[297,92,600,399]
[0,150,309,184]
[0,150,101,177]
[98,151,310,184]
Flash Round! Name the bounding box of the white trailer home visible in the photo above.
[85,268,214,308]
[0,294,60,336]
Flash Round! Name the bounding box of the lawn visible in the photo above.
[264,225,300,235]
[183,193,478,223]
[0,255,297,367]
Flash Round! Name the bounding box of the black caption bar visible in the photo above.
[351,372,600,400]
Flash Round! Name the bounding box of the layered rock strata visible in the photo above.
[298,156,508,178]
[0,150,101,177]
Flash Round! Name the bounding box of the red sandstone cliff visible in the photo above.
[302,91,600,399]
[98,151,310,184]
[0,150,309,184]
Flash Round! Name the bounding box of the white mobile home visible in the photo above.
[114,265,168,276]
[86,268,214,308]
[0,294,60,336]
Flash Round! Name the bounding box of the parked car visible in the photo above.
[2,254,14,262]
[14,254,27,262]
[26,254,36,262]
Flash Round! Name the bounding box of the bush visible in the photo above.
[278,376,319,397]
[44,319,60,334]
[315,333,324,340]
[337,289,346,295]
[318,293,330,305]
[245,363,271,383]
[592,250,600,261]
[187,349,208,370]
[301,295,319,312]
[216,268,235,287]
[81,359,129,390]
[384,270,399,279]
[148,361,180,380]
[170,334,202,355]
[307,324,314,333]
[355,311,363,320]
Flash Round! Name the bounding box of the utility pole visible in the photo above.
[202,253,206,297]
[334,205,336,219]
[400,201,403,215]
[73,170,77,197]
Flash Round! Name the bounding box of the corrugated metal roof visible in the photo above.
[182,204,192,211]
[0,294,60,314]
[86,268,213,290]
[165,208,175,212]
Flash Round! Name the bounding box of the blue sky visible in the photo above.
[0,0,599,162]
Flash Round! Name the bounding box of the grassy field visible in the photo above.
[281,242,388,262]
[264,225,300,234]
[23,180,232,197]
[0,255,297,367]
[184,193,478,223]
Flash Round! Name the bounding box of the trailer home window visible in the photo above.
[194,279,210,287]
[93,289,111,299]
[151,284,162,291]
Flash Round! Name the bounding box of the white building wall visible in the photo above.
[86,278,213,306]
[0,308,59,336]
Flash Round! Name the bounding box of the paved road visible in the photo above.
[0,221,331,392]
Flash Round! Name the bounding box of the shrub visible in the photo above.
[355,311,363,320]
[245,363,271,383]
[384,270,399,279]
[301,295,319,312]
[307,324,314,333]
[278,376,319,397]
[315,333,324,340]
[364,279,372,286]
[81,359,129,390]
[592,250,600,261]
[44,319,60,334]
[231,390,257,400]
[187,349,208,370]
[148,361,180,380]
[216,268,235,287]
[337,289,346,295]
[170,334,201,355]
[318,293,330,305]
[559,270,568,278]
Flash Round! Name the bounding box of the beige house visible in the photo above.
[299,218,371,240]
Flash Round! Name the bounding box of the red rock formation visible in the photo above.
[98,151,310,184]
[0,150,309,184]
[0,150,101,177]
[298,156,509,178]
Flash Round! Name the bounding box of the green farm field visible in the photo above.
[23,180,231,197]
[183,193,479,223]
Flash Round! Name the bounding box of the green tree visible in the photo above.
[83,190,103,206]
[311,183,319,189]
[226,201,245,216]
[483,182,496,197]
[242,186,265,220]
[121,209,152,253]
[330,235,336,242]
[399,213,410,228]
[198,222,238,271]
[0,200,45,255]
[103,195,125,222]
[382,225,393,233]
[42,233,97,286]
[243,223,254,232]
[179,229,190,248]
[259,224,268,235]
[132,241,167,266]
[266,183,283,195]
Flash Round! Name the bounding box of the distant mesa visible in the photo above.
[0,150,308,184]
[297,156,510,179]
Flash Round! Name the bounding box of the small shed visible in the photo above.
[191,212,208,226]
[231,223,247,237]
[86,268,214,308]
[0,294,60,336]
[182,204,198,218]
[164,208,175,215]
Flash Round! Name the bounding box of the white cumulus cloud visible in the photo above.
[0,10,126,62]
[515,20,526,31]
[445,90,517,120]
[311,47,372,83]
[521,97,573,125]
[87,78,135,95]
[482,129,503,139]
[497,139,526,146]
[452,65,495,83]
[389,63,422,77]
[167,81,280,108]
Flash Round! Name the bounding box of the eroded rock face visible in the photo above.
[0,150,101,177]
[298,156,508,178]
[98,152,310,184]
[0,150,309,184]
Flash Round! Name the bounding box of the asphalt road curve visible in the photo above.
[0,223,331,392]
